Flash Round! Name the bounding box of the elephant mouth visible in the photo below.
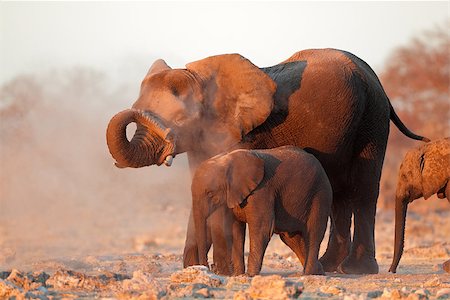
[106,109,177,168]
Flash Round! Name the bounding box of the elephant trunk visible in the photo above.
[389,195,408,273]
[106,109,175,168]
[193,200,209,267]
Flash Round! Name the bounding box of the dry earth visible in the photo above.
[1,202,449,299]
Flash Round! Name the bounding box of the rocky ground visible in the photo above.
[1,205,449,299]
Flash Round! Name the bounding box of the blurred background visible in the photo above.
[1,2,449,269]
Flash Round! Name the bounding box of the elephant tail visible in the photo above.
[389,102,430,142]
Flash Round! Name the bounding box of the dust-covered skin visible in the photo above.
[106,49,429,275]
[390,138,450,273]
[191,147,332,276]
[1,210,449,299]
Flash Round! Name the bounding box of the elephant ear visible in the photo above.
[226,151,265,209]
[186,54,276,140]
[146,59,172,77]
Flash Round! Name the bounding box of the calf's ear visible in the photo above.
[226,151,265,208]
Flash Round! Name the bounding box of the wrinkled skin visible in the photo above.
[389,137,450,273]
[106,49,429,274]
[192,146,332,276]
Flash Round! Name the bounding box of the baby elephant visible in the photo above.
[191,146,332,276]
[389,137,450,273]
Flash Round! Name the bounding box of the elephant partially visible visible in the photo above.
[191,146,332,276]
[106,49,429,274]
[389,137,450,273]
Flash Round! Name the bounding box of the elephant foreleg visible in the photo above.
[231,220,246,275]
[210,209,233,275]
[183,209,212,268]
[247,215,273,276]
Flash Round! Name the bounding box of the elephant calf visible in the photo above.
[191,146,332,276]
[389,137,450,273]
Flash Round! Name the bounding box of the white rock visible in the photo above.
[436,288,450,299]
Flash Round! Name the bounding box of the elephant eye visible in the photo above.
[212,196,220,205]
[206,191,214,198]
[170,85,180,97]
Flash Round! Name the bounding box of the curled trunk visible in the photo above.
[106,109,175,168]
[389,196,408,273]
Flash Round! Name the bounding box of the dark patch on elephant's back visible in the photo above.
[244,61,307,137]
[260,61,306,105]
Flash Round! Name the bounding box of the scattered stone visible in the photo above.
[406,293,428,300]
[381,288,404,299]
[166,282,211,298]
[320,285,345,295]
[242,275,302,300]
[5,269,49,290]
[423,277,441,287]
[344,294,365,300]
[37,286,49,293]
[394,277,402,283]
[433,264,441,271]
[414,288,430,296]
[233,290,252,300]
[170,266,224,287]
[226,275,251,289]
[367,290,383,298]
[0,279,24,298]
[436,288,450,299]
[266,253,296,269]
[47,268,127,291]
[119,270,164,298]
[443,260,450,273]
[6,269,31,289]
[0,271,11,280]
[195,287,212,298]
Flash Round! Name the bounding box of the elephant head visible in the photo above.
[191,150,265,267]
[106,55,276,168]
[389,137,450,273]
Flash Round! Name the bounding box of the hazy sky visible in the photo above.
[1,2,448,85]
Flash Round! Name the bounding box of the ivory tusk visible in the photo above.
[164,155,173,167]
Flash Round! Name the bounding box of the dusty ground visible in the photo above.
[1,198,449,299]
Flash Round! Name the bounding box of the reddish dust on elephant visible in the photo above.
[106,48,429,275]
[390,137,450,273]
[191,147,332,276]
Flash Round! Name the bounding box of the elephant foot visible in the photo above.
[183,245,199,268]
[319,248,349,272]
[337,255,379,274]
[211,262,233,276]
[304,261,325,275]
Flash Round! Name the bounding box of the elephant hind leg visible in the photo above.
[338,147,385,274]
[319,192,352,272]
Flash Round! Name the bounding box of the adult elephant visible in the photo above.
[106,49,428,274]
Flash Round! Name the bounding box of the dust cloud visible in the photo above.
[0,68,192,268]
